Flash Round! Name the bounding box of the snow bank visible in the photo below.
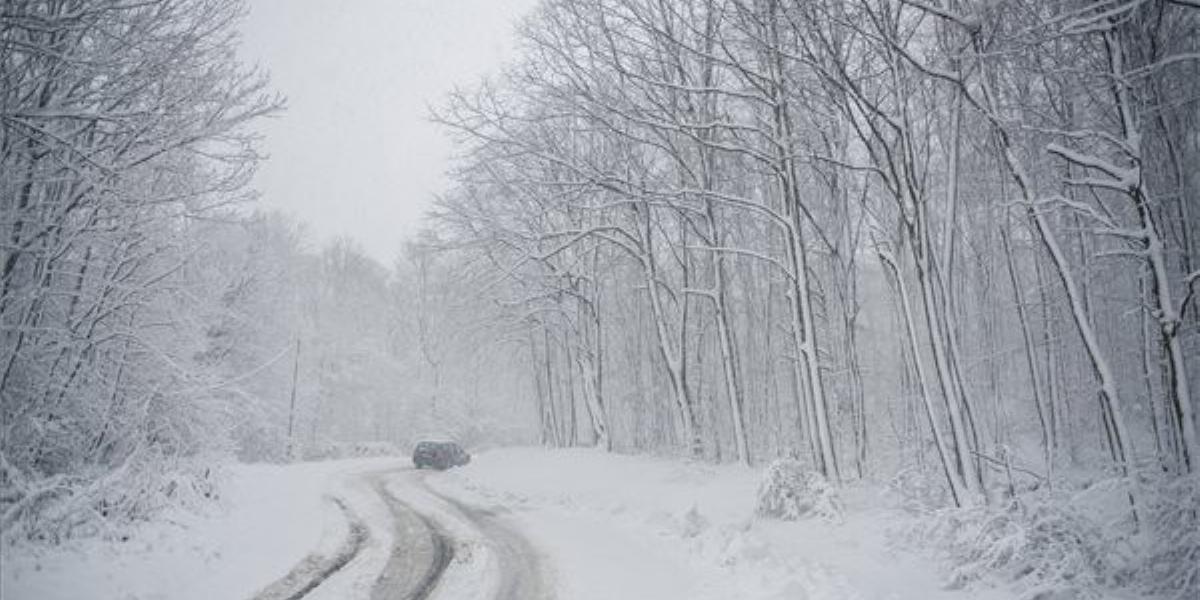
[0,457,395,600]
[429,447,1013,600]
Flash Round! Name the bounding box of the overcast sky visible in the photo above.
[238,0,538,263]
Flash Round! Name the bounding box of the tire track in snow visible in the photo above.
[252,497,369,600]
[414,472,554,600]
[251,467,549,600]
[369,472,454,600]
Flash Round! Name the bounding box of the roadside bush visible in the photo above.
[925,499,1112,599]
[755,459,843,522]
[2,452,224,546]
[302,441,401,461]
[888,467,952,513]
[909,474,1200,600]
[907,472,1200,600]
[1137,474,1200,599]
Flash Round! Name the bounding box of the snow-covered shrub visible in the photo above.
[888,467,952,513]
[755,459,843,522]
[1137,474,1200,599]
[903,473,1200,600]
[1,451,225,545]
[300,440,401,461]
[907,476,1161,600]
[680,504,709,538]
[930,501,1112,598]
[337,441,402,458]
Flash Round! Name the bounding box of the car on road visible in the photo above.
[412,441,471,470]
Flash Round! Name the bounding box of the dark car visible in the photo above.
[412,441,471,470]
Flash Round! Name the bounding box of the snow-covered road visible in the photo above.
[2,449,1020,600]
[251,466,554,600]
[417,477,553,600]
[1,458,558,600]
[366,470,455,600]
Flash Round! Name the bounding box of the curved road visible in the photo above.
[368,471,455,599]
[417,475,552,600]
[254,467,551,600]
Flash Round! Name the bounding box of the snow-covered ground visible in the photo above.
[429,447,1013,600]
[4,448,1022,600]
[0,457,397,600]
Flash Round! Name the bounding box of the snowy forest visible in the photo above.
[1,0,533,539]
[432,0,1200,490]
[428,0,1200,592]
[3,0,1200,598]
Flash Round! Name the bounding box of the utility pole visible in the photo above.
[287,338,301,459]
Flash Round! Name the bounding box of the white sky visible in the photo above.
[238,0,538,263]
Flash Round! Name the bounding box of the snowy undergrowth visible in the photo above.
[1,452,225,547]
[1,457,394,600]
[429,447,1011,600]
[1138,474,1200,598]
[896,471,1200,600]
[912,497,1114,599]
[755,458,844,522]
[302,440,403,461]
